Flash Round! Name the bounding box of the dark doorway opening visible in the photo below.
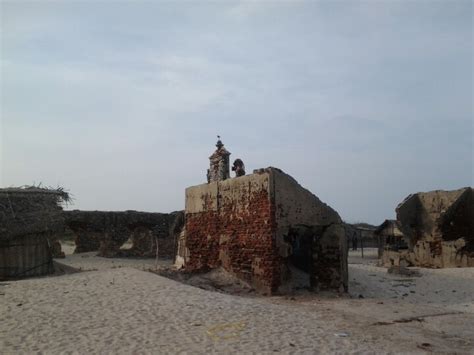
[283,226,319,290]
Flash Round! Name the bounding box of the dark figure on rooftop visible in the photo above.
[232,159,246,177]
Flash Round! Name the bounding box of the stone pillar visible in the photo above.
[207,138,231,182]
[311,223,348,292]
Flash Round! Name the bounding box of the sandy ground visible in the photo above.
[0,247,473,354]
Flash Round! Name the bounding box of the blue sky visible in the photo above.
[1,0,472,224]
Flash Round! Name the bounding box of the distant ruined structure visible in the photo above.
[374,220,406,257]
[65,210,184,258]
[177,140,348,294]
[381,187,473,268]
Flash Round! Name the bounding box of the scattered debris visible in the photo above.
[372,312,462,326]
[417,343,433,350]
[387,266,420,277]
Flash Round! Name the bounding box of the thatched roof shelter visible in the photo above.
[374,220,404,238]
[0,186,70,279]
[0,186,70,239]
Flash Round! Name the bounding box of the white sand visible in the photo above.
[57,251,172,272]
[348,249,474,313]
[0,248,473,354]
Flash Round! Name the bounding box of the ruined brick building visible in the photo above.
[177,139,348,294]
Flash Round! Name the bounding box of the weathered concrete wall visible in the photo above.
[311,224,348,292]
[395,194,421,249]
[272,168,341,228]
[411,239,474,267]
[271,168,346,292]
[184,167,348,294]
[439,188,473,248]
[397,188,468,244]
[389,187,473,268]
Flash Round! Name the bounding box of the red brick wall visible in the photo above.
[185,189,281,293]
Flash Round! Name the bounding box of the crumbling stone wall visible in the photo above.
[183,167,347,294]
[64,210,184,258]
[154,211,185,258]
